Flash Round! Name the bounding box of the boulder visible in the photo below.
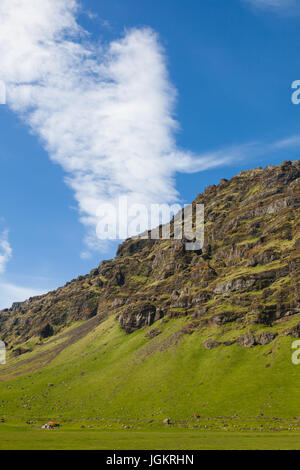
[286,322,300,338]
[203,340,221,349]
[255,331,277,345]
[238,332,256,348]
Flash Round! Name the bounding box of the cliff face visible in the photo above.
[0,160,299,353]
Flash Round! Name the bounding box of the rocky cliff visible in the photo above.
[0,160,299,355]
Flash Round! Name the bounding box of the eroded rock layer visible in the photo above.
[0,160,299,352]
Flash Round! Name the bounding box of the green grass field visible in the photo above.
[1,425,300,450]
[1,315,300,449]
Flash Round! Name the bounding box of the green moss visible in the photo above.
[1,316,300,429]
[236,237,260,246]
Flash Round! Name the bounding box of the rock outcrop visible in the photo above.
[0,160,299,347]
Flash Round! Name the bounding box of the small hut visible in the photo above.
[41,421,59,429]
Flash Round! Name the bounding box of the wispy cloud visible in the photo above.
[270,134,300,149]
[0,230,12,276]
[1,0,298,258]
[0,229,45,309]
[0,0,234,253]
[243,0,297,13]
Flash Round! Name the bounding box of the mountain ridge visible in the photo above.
[0,159,299,358]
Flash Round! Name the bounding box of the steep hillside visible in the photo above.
[0,160,299,428]
[1,159,299,348]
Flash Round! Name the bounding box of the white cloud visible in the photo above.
[270,134,300,149]
[0,283,44,310]
[0,230,45,309]
[0,0,234,252]
[0,230,12,275]
[243,0,296,12]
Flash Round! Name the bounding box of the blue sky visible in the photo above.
[0,0,300,308]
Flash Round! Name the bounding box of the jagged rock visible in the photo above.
[152,249,167,270]
[203,340,221,349]
[117,238,156,257]
[255,331,277,345]
[193,307,208,319]
[286,322,300,338]
[214,278,257,295]
[181,321,199,334]
[39,323,54,339]
[212,313,238,326]
[11,302,23,312]
[238,332,256,348]
[214,273,277,295]
[11,347,30,357]
[119,303,162,334]
[110,270,125,286]
[92,278,103,288]
[171,295,191,308]
[89,268,99,277]
[170,290,180,301]
[111,298,127,308]
[255,249,281,265]
[254,304,278,325]
[0,160,299,346]
[145,328,162,339]
[218,178,228,189]
[191,292,211,305]
[69,296,99,320]
[158,263,175,279]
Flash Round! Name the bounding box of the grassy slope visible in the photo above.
[1,315,300,441]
